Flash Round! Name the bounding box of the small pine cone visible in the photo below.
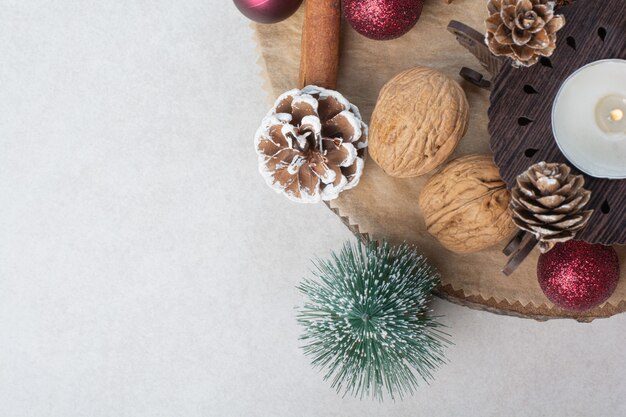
[255,86,368,203]
[510,162,593,252]
[485,0,566,67]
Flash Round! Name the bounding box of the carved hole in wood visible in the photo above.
[598,27,607,41]
[523,84,539,94]
[566,36,577,50]
[601,200,611,214]
[540,57,553,68]
[518,117,533,126]
[524,148,539,157]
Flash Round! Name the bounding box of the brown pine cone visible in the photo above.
[510,162,593,252]
[485,0,566,67]
[255,86,368,203]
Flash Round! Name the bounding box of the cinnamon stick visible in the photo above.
[298,0,341,90]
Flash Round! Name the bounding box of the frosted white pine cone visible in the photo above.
[255,86,368,203]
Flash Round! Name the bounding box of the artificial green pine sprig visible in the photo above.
[297,241,449,400]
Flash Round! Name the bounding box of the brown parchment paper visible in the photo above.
[253,0,626,320]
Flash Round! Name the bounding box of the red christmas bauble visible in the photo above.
[233,0,303,24]
[537,241,620,312]
[344,0,423,40]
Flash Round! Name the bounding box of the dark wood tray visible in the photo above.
[489,0,626,245]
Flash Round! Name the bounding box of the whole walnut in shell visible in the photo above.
[419,154,516,253]
[369,67,469,178]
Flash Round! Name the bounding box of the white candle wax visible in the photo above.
[552,59,626,179]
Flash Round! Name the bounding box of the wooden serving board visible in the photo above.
[253,0,626,321]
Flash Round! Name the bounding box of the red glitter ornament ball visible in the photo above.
[344,0,424,40]
[537,240,620,312]
[233,0,303,24]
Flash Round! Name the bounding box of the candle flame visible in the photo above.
[609,109,624,122]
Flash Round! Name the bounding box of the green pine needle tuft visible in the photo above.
[297,241,449,400]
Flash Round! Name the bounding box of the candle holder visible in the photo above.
[487,0,626,246]
[551,59,626,179]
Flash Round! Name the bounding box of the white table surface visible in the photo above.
[0,1,625,416]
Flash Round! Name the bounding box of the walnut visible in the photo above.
[419,154,516,253]
[369,67,469,178]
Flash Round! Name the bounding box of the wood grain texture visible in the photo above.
[325,201,626,323]
[253,0,626,322]
[489,0,626,245]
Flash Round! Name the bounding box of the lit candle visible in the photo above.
[552,59,626,179]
